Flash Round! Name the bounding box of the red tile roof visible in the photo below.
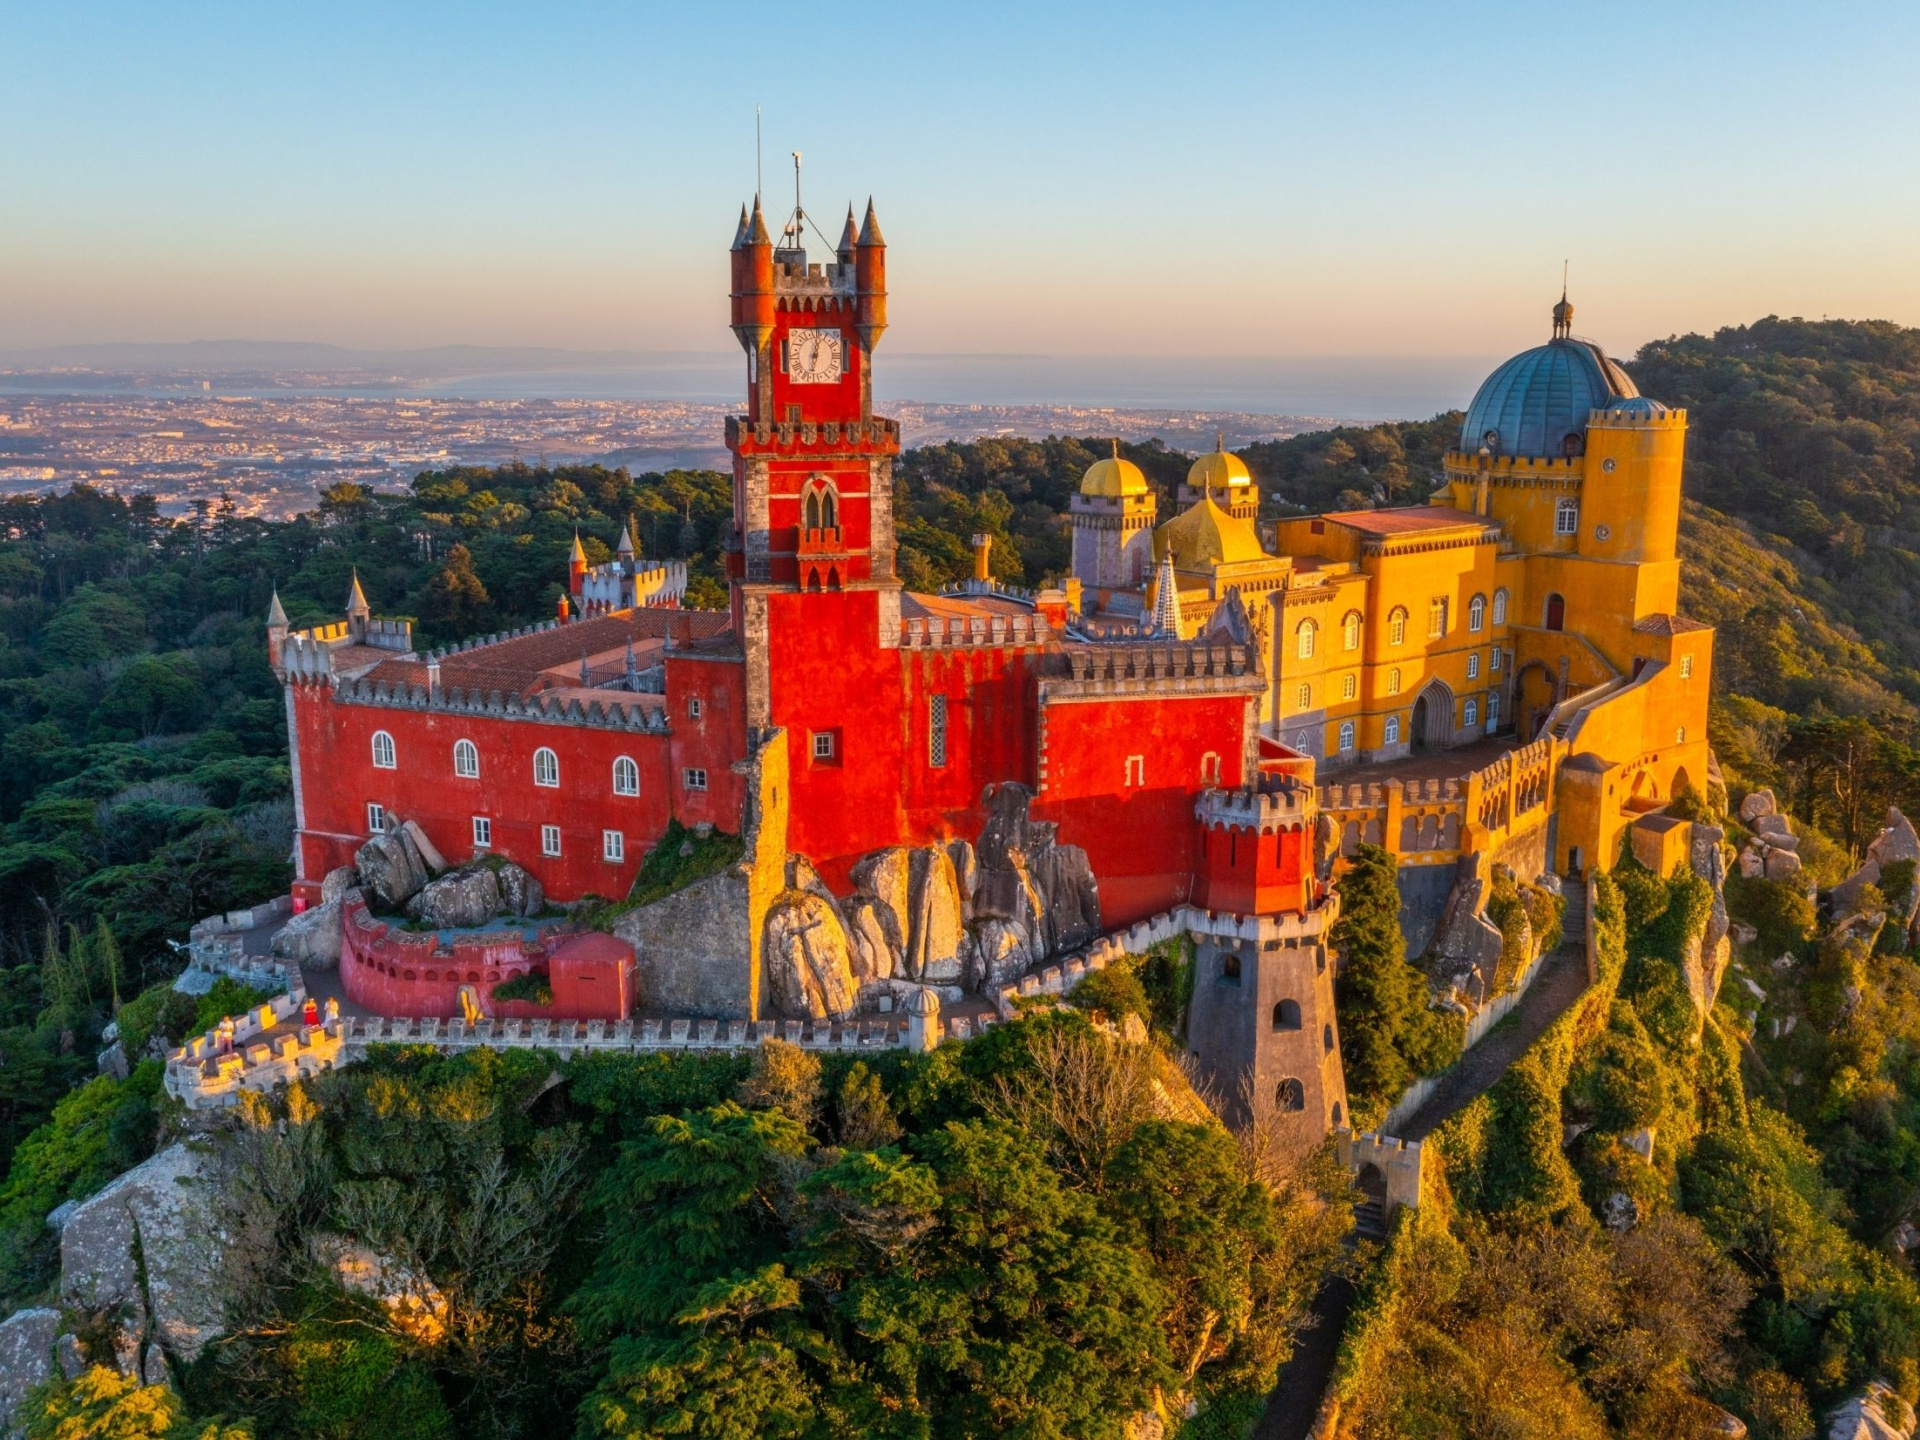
[364,609,731,696]
[1320,505,1487,537]
[1632,613,1713,636]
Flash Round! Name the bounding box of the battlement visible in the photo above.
[772,258,857,296]
[1335,1126,1426,1213]
[326,673,672,733]
[1062,642,1256,685]
[1318,775,1466,810]
[726,415,899,453]
[1584,404,1686,430]
[1197,781,1315,831]
[900,612,1051,649]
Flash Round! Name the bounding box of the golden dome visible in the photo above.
[1079,440,1150,499]
[1187,436,1251,494]
[1154,494,1266,568]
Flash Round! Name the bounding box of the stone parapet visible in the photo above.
[1197,782,1315,831]
[319,673,672,732]
[900,612,1050,649]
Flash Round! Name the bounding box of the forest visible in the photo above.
[4,316,1920,1435]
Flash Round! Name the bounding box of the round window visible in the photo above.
[1594,524,1612,541]
[1601,457,1617,473]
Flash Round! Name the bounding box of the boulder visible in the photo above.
[763,891,859,1020]
[495,861,544,918]
[1753,812,1794,840]
[1534,871,1565,899]
[1870,807,1920,867]
[1740,788,1777,824]
[1764,848,1803,882]
[0,1308,59,1432]
[905,846,966,984]
[354,830,428,909]
[312,1234,448,1345]
[61,1142,224,1366]
[1827,1382,1915,1440]
[849,848,911,958]
[406,867,501,929]
[842,898,896,982]
[1425,856,1504,1006]
[947,840,978,922]
[319,865,357,905]
[1832,858,1884,921]
[270,893,344,970]
[1759,830,1801,852]
[975,783,1100,955]
[1739,844,1765,880]
[1686,825,1733,1018]
[965,918,1035,991]
[400,819,448,876]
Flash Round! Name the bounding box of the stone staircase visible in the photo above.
[1560,881,1587,952]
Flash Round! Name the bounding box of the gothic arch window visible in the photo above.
[1544,593,1566,631]
[533,747,560,788]
[1464,698,1479,727]
[1468,594,1486,632]
[1388,607,1407,646]
[1296,618,1317,659]
[1272,999,1301,1031]
[1492,588,1509,625]
[371,731,396,770]
[1277,1078,1306,1112]
[612,755,639,796]
[1555,498,1579,536]
[1385,715,1401,745]
[452,738,478,778]
[802,479,839,531]
[1343,611,1362,650]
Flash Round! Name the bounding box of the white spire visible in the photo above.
[1149,552,1183,639]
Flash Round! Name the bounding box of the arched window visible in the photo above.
[1296,619,1317,659]
[1388,607,1407,645]
[1387,667,1402,695]
[371,731,396,769]
[1427,596,1448,638]
[1464,698,1479,727]
[1486,694,1500,730]
[1323,1023,1335,1054]
[1220,952,1242,985]
[1277,1078,1306,1112]
[1295,682,1311,711]
[1338,721,1355,752]
[1492,588,1509,625]
[1341,674,1357,701]
[1468,594,1486,632]
[1544,593,1566,631]
[452,739,479,778]
[612,756,639,796]
[1555,498,1579,536]
[1385,715,1401,745]
[1272,999,1302,1032]
[533,747,560,788]
[802,480,839,531]
[1343,611,1362,650]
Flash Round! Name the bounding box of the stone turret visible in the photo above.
[266,589,288,667]
[345,571,370,643]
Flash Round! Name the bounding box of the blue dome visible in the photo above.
[1459,338,1637,458]
[1604,395,1669,417]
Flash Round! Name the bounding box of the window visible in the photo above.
[687,695,703,719]
[452,739,479,778]
[1467,652,1480,680]
[533,747,559,788]
[1490,646,1503,673]
[1272,999,1302,1032]
[1464,698,1478,727]
[1486,694,1500,731]
[1338,720,1355,752]
[366,803,385,835]
[1387,667,1402,695]
[812,731,836,761]
[802,480,839,531]
[1343,611,1362,650]
[1295,682,1311,711]
[1324,1023,1336,1054]
[1492,588,1509,625]
[1427,597,1448,638]
[1468,594,1485,632]
[1677,726,1688,744]
[1296,619,1317,659]
[1124,755,1145,787]
[1277,1078,1306,1112]
[1219,952,1242,986]
[1680,654,1694,679]
[371,730,396,769]
[541,824,561,858]
[683,767,708,792]
[612,756,639,796]
[929,694,948,768]
[1341,673,1357,701]
[1388,607,1407,645]
[1385,715,1401,745]
[472,816,491,848]
[1200,751,1221,784]
[603,830,625,862]
[1556,498,1579,536]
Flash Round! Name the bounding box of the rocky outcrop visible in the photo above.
[906,847,967,984]
[399,819,447,877]
[312,1234,448,1345]
[407,867,501,929]
[496,860,544,918]
[1686,824,1733,1021]
[1426,856,1505,1005]
[1828,1382,1916,1440]
[1738,790,1804,882]
[320,865,356,905]
[0,1308,59,1433]
[60,1142,225,1371]
[1833,808,1920,940]
[354,827,431,909]
[842,898,897,982]
[270,891,346,969]
[972,783,1100,957]
[763,891,858,1020]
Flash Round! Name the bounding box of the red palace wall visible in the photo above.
[291,656,747,903]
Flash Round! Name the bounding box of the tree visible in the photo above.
[420,543,489,639]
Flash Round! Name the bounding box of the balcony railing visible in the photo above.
[797,525,846,556]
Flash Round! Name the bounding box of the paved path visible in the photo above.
[1252,1272,1355,1440]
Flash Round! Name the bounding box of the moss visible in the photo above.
[491,971,552,1006]
[575,820,746,929]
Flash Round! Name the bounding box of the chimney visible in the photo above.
[971,533,993,584]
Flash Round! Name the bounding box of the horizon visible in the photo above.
[6,1,1918,363]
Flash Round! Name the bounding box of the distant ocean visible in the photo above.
[0,353,1497,424]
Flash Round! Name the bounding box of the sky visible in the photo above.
[5,0,1919,364]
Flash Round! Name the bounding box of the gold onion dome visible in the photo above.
[1155,494,1265,567]
[1079,440,1150,499]
[1187,434,1251,495]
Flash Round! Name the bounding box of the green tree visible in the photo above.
[420,543,490,639]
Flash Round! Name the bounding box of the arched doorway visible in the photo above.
[1355,1161,1388,1237]
[1412,679,1454,751]
[1544,593,1566,631]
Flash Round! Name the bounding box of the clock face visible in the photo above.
[786,330,845,384]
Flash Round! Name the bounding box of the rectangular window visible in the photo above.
[1490,647,1503,673]
[1467,652,1480,680]
[1341,673,1357,701]
[688,696,703,719]
[1428,598,1447,638]
[603,830,625,862]
[367,803,385,835]
[1124,755,1145,787]
[472,816,491,849]
[1295,682,1311,710]
[928,694,948,768]
[1680,654,1694,679]
[541,824,561,858]
[683,767,708,792]
[812,730,836,761]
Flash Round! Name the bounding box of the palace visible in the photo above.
[269,193,1712,1146]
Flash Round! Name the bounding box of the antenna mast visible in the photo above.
[755,106,762,198]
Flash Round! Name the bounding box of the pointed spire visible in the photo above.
[1149,552,1183,640]
[569,530,588,565]
[731,203,750,250]
[624,638,639,683]
[1111,438,1120,460]
[1552,261,1574,339]
[616,516,637,558]
[579,649,590,685]
[1216,430,1226,453]
[266,588,288,628]
[747,194,771,245]
[345,570,369,618]
[837,204,859,258]
[858,196,884,247]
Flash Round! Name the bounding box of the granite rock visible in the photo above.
[764,891,859,1020]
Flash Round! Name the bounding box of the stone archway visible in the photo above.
[1412,678,1454,751]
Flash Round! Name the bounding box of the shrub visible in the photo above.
[491,971,552,1005]
[1067,964,1151,1029]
